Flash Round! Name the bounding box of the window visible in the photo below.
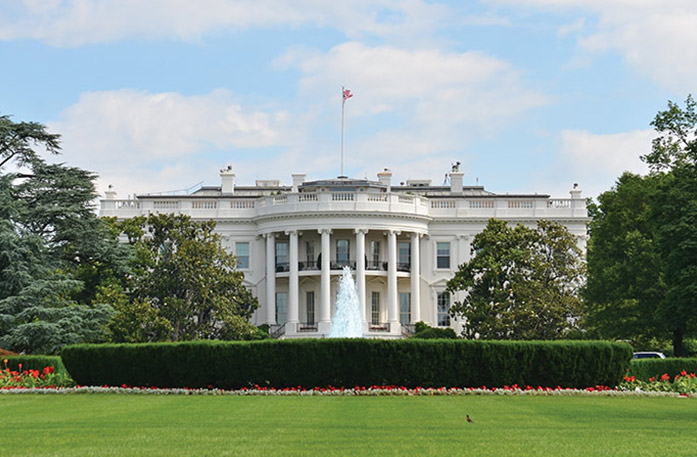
[371,291,380,325]
[436,242,450,269]
[275,241,288,270]
[437,292,450,327]
[235,242,249,269]
[398,241,410,271]
[306,291,315,324]
[336,239,350,265]
[276,292,288,325]
[399,292,411,325]
[306,241,315,264]
[369,241,380,269]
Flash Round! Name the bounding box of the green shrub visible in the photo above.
[62,340,631,389]
[2,355,67,374]
[628,358,697,381]
[410,327,457,339]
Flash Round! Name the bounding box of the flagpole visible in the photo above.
[341,85,345,177]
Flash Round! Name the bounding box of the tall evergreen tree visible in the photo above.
[0,115,125,354]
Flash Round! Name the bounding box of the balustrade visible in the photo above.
[102,192,582,220]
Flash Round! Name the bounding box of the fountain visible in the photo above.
[328,266,363,338]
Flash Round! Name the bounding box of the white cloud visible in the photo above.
[547,128,655,198]
[280,42,549,175]
[0,0,449,46]
[486,0,697,91]
[48,89,294,195]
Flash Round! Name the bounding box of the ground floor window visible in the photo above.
[306,291,315,324]
[399,292,411,325]
[437,291,450,327]
[276,292,287,325]
[371,291,380,325]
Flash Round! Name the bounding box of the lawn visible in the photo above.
[2,395,695,456]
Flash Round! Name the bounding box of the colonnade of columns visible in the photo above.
[265,228,423,334]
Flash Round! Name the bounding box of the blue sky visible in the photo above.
[1,0,695,200]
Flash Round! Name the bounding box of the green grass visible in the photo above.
[1,395,695,456]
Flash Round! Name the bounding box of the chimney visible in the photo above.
[377,168,392,191]
[449,162,463,194]
[220,165,235,194]
[570,183,582,199]
[292,173,306,193]
[104,184,117,200]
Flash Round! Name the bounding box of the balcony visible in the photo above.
[330,259,355,270]
[298,260,319,271]
[366,260,385,271]
[277,259,408,274]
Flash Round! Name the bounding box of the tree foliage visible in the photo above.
[584,172,665,345]
[0,115,123,354]
[447,219,585,340]
[105,214,261,342]
[586,95,697,355]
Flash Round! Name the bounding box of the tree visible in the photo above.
[583,172,666,345]
[0,115,124,354]
[585,95,697,355]
[107,214,261,342]
[446,219,585,340]
[0,114,60,169]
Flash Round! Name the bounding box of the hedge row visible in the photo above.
[628,358,697,381]
[2,355,67,374]
[61,339,631,389]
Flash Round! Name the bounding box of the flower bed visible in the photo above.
[1,359,75,389]
[1,384,694,398]
[620,370,697,395]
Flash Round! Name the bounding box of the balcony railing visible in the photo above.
[366,260,386,271]
[101,193,586,220]
[298,260,319,271]
[330,259,355,270]
[276,259,408,273]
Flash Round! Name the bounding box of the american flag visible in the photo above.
[343,88,353,102]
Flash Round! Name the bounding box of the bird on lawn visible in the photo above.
[466,415,473,423]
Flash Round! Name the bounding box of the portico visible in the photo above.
[262,225,425,338]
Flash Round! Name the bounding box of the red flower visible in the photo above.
[660,373,670,381]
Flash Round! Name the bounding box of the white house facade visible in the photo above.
[100,165,589,339]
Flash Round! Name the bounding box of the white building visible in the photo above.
[100,165,589,338]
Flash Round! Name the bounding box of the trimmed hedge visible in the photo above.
[628,358,697,381]
[2,355,67,374]
[410,327,458,339]
[62,339,631,389]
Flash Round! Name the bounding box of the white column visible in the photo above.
[387,230,399,327]
[355,228,367,327]
[410,232,421,324]
[287,230,299,329]
[265,232,276,325]
[319,228,332,333]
